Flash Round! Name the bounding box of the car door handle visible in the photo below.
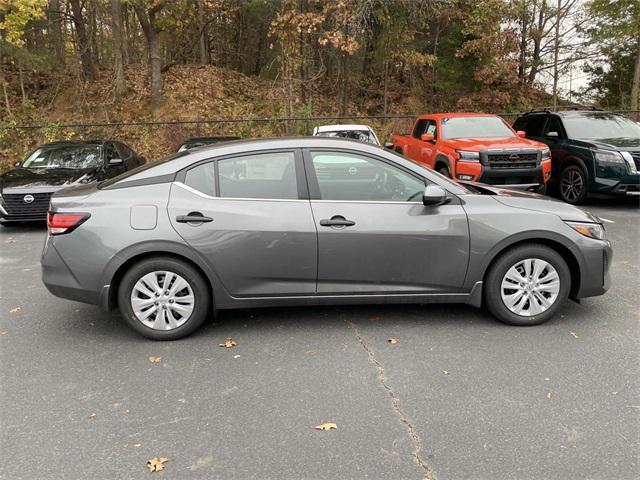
[320,216,356,227]
[176,213,213,223]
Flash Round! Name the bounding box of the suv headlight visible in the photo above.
[593,149,625,166]
[541,148,551,160]
[456,150,480,162]
[565,221,606,240]
[620,151,638,173]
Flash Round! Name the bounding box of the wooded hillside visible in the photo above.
[1,0,638,164]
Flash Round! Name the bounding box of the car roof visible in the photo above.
[417,113,496,120]
[315,124,373,132]
[42,140,106,147]
[520,109,621,118]
[181,136,241,142]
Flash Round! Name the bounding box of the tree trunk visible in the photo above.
[69,0,96,81]
[133,3,166,114]
[631,46,640,111]
[47,0,64,67]
[518,0,527,85]
[552,0,561,110]
[2,74,13,118]
[340,54,348,117]
[197,0,209,64]
[111,0,127,98]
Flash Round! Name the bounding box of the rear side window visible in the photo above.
[184,162,215,197]
[217,151,298,199]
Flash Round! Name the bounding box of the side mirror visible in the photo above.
[14,161,21,167]
[420,133,435,143]
[516,130,526,138]
[384,141,394,150]
[108,158,124,166]
[545,131,559,139]
[422,185,449,207]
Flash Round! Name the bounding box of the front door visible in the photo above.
[304,149,469,294]
[168,150,317,297]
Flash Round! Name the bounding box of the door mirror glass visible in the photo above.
[420,133,435,142]
[108,158,124,166]
[422,185,448,206]
[516,130,526,138]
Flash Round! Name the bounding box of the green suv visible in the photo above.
[513,109,640,204]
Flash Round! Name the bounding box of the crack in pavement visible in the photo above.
[345,320,436,480]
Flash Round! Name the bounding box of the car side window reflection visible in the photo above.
[310,151,425,202]
[184,162,215,197]
[217,151,298,199]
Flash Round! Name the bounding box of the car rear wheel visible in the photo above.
[559,165,587,204]
[118,257,210,340]
[485,244,570,326]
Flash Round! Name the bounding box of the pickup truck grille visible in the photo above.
[1,192,52,217]
[487,152,538,169]
[629,151,640,170]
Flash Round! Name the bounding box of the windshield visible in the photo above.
[441,116,515,139]
[21,145,103,170]
[316,130,378,145]
[563,113,640,139]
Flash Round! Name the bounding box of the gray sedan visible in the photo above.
[42,138,611,340]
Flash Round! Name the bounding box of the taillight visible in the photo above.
[47,212,90,235]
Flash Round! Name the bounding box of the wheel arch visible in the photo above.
[482,237,581,300]
[101,241,220,311]
[434,154,452,174]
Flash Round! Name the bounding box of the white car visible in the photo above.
[312,124,381,146]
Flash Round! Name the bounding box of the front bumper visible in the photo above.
[571,238,612,299]
[456,157,551,190]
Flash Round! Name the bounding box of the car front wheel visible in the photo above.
[559,165,588,204]
[118,256,210,340]
[485,244,570,326]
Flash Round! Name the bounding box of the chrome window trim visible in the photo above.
[173,181,309,203]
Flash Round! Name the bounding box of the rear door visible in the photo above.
[168,149,318,297]
[304,148,469,294]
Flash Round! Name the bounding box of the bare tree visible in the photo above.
[69,0,96,81]
[111,0,126,98]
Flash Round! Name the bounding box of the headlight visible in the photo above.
[565,221,606,240]
[620,151,638,173]
[541,148,551,160]
[593,149,625,165]
[456,150,480,162]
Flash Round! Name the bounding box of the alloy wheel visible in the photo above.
[130,271,195,330]
[560,168,584,202]
[500,258,560,317]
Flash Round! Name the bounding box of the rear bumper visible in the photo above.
[41,238,101,305]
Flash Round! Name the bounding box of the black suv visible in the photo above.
[0,140,144,224]
[513,109,640,204]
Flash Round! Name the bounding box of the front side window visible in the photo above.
[21,145,103,170]
[521,115,547,137]
[544,117,564,138]
[184,162,215,197]
[441,116,515,139]
[218,151,298,199]
[310,151,425,202]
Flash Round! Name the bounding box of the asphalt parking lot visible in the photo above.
[1,197,638,480]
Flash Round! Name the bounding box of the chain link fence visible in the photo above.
[2,110,639,168]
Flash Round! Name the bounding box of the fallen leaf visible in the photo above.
[315,422,337,431]
[570,331,579,339]
[133,443,142,448]
[9,306,21,314]
[88,412,96,419]
[369,315,382,321]
[547,391,552,400]
[442,370,449,375]
[233,354,241,359]
[147,457,168,472]
[0,331,7,335]
[611,391,619,395]
[219,338,237,348]
[387,337,398,344]
[148,356,161,364]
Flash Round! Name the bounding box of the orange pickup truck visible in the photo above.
[391,113,552,191]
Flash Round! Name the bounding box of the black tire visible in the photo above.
[559,164,588,205]
[437,164,451,178]
[484,244,571,326]
[533,183,547,195]
[117,256,210,340]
